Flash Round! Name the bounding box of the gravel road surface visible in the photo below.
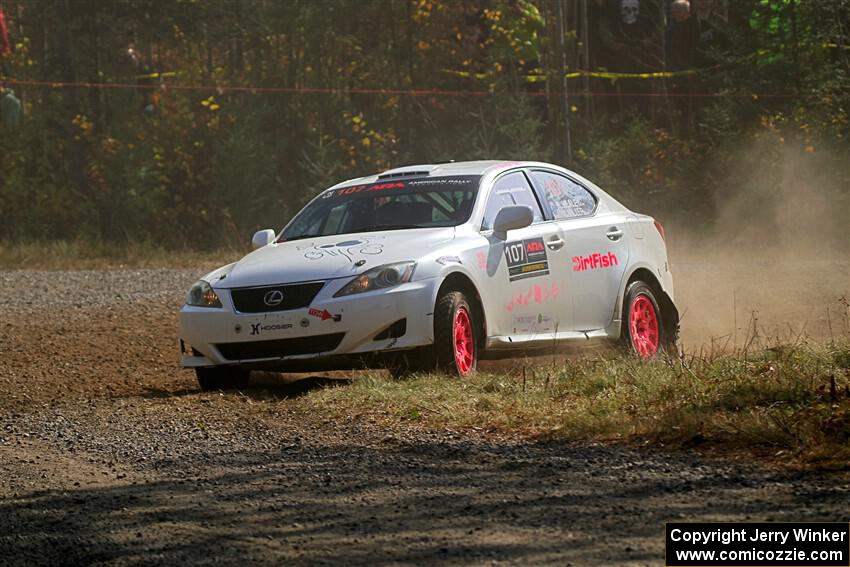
[1,269,848,566]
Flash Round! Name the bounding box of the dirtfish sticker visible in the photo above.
[505,237,549,281]
[572,252,618,272]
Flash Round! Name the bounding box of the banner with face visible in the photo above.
[620,0,640,25]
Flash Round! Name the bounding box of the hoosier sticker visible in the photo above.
[504,238,549,281]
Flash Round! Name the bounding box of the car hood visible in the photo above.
[216,228,456,289]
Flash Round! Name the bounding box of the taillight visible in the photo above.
[653,219,666,241]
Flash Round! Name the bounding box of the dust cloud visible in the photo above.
[663,142,850,350]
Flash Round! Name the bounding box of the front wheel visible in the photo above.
[195,366,250,391]
[433,291,479,377]
[622,281,667,359]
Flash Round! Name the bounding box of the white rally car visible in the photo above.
[180,160,678,390]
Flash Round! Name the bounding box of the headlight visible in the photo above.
[334,261,416,297]
[185,280,222,308]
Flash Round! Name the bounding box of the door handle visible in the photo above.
[606,227,624,241]
[547,236,565,250]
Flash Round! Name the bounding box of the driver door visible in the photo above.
[479,171,573,341]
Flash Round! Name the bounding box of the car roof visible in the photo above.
[331,160,531,189]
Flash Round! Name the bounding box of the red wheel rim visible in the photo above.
[630,294,659,359]
[453,307,474,376]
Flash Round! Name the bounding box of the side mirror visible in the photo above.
[492,205,533,239]
[251,229,276,250]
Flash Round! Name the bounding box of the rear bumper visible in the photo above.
[179,277,439,368]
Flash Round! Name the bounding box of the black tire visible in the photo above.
[621,280,671,358]
[432,290,479,377]
[195,366,250,391]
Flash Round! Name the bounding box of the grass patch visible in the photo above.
[0,240,244,270]
[299,343,850,467]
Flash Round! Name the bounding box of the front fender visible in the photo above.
[422,262,489,339]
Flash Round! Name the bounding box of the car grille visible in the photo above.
[215,332,345,361]
[230,281,325,313]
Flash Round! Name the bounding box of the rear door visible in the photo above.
[528,169,629,332]
[479,171,573,339]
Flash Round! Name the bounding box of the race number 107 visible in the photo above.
[504,242,526,266]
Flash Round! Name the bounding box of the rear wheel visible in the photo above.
[195,366,250,391]
[433,291,478,377]
[622,281,665,359]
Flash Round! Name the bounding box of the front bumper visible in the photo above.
[179,277,439,369]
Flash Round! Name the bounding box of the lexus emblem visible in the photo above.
[263,289,284,307]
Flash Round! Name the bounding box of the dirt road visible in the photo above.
[1,270,848,566]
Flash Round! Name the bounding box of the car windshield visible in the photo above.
[279,175,481,241]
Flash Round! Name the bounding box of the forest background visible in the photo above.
[0,0,847,251]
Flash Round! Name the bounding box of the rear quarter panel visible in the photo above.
[606,214,675,337]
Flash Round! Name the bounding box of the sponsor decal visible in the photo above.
[368,182,405,191]
[505,282,561,312]
[476,251,488,270]
[543,176,562,196]
[299,236,384,262]
[406,177,475,186]
[308,308,342,322]
[572,252,618,272]
[436,255,462,265]
[526,241,544,253]
[320,176,478,200]
[249,322,293,336]
[511,313,556,335]
[505,237,549,281]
